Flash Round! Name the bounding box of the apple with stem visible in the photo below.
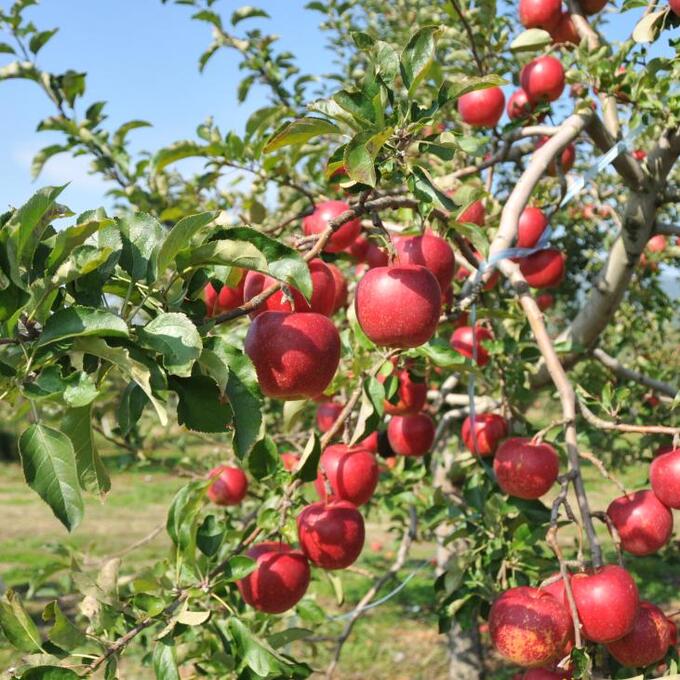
[521,56,566,103]
[457,87,506,128]
[207,465,248,506]
[461,413,508,456]
[493,438,559,499]
[387,413,435,457]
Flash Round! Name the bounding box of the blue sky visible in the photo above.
[0,0,673,214]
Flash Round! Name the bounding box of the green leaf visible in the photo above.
[228,618,287,676]
[407,338,469,368]
[18,424,84,532]
[117,382,148,436]
[112,120,152,147]
[632,9,666,42]
[37,306,128,347]
[222,555,257,582]
[400,25,441,94]
[343,127,393,187]
[333,89,376,125]
[171,375,232,433]
[166,481,206,556]
[19,667,80,679]
[510,28,553,52]
[263,117,340,153]
[231,6,270,24]
[62,371,99,408]
[373,41,400,82]
[409,165,456,211]
[118,212,165,283]
[152,638,181,680]
[350,376,384,445]
[352,31,375,49]
[62,405,111,495]
[72,337,167,426]
[29,28,58,54]
[0,589,42,652]
[31,144,67,179]
[45,218,109,272]
[282,399,307,432]
[248,436,279,479]
[156,211,218,277]
[43,601,89,651]
[0,42,15,54]
[267,627,312,649]
[138,313,202,378]
[196,514,224,556]
[176,238,267,273]
[440,74,508,102]
[295,432,321,482]
[176,609,211,626]
[151,140,216,174]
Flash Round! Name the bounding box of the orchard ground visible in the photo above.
[0,436,677,679]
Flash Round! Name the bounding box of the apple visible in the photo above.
[519,0,562,29]
[244,311,341,400]
[521,56,566,103]
[457,87,506,128]
[507,89,537,121]
[521,670,572,680]
[297,500,365,569]
[203,271,245,316]
[606,489,673,556]
[650,448,680,508]
[314,443,379,506]
[280,452,299,471]
[237,541,310,613]
[580,0,608,14]
[537,293,555,311]
[489,586,571,667]
[569,565,639,643]
[668,617,678,647]
[394,231,455,291]
[671,0,680,15]
[550,11,579,45]
[449,325,494,366]
[647,234,667,253]
[347,233,369,261]
[519,249,566,289]
[361,431,379,452]
[537,136,576,176]
[541,573,568,602]
[355,265,441,348]
[381,367,428,415]
[457,200,485,226]
[606,601,672,668]
[326,262,348,313]
[632,149,647,161]
[207,465,248,506]
[493,438,559,499]
[243,258,335,318]
[461,413,508,456]
[518,206,549,249]
[316,400,343,433]
[302,200,361,253]
[387,413,435,457]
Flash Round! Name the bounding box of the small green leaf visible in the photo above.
[222,555,257,582]
[43,601,89,651]
[231,6,270,25]
[197,515,225,556]
[295,432,321,482]
[29,28,58,55]
[263,117,340,153]
[400,25,441,94]
[138,313,202,378]
[171,375,232,433]
[19,667,80,679]
[152,638,181,680]
[38,306,128,347]
[510,28,553,52]
[156,211,218,277]
[632,9,667,43]
[0,589,42,653]
[118,212,165,283]
[166,481,206,554]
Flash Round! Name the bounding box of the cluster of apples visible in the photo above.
[519,0,608,47]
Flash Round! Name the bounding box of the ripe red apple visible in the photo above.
[522,670,572,680]
[671,0,680,15]
[668,617,678,647]
[569,565,639,643]
[536,136,576,176]
[237,541,310,613]
[606,601,672,668]
[303,200,361,253]
[365,241,389,268]
[461,413,508,456]
[607,489,673,556]
[355,265,441,348]
[361,431,379,452]
[489,586,571,667]
[347,233,369,261]
[243,258,335,318]
[580,0,608,14]
[521,56,565,103]
[297,500,365,569]
[244,311,341,400]
[650,448,680,508]
[507,89,537,121]
[537,293,555,311]
[280,452,299,471]
[387,413,435,457]
[647,234,667,253]
[450,325,494,366]
[394,231,455,291]
[203,271,245,316]
[326,262,348,313]
[632,149,647,161]
[314,444,379,506]
[550,11,579,45]
[316,400,343,433]
[519,0,561,29]
[457,200,485,226]
[457,87,506,128]
[518,206,549,249]
[519,249,566,289]
[207,465,248,506]
[494,438,559,499]
[381,367,428,415]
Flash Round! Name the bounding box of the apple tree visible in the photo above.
[0,0,679,678]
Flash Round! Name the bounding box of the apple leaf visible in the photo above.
[263,117,340,153]
[510,28,552,52]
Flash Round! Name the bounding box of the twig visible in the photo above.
[448,0,484,74]
[578,449,627,496]
[578,398,680,436]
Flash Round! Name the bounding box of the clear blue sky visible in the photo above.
[0,0,672,214]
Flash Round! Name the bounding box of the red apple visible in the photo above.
[457,87,506,128]
[569,565,639,643]
[522,670,572,680]
[387,413,435,457]
[450,325,493,366]
[394,232,455,291]
[237,541,310,613]
[507,89,537,121]
[297,500,365,569]
[647,234,667,253]
[536,136,576,176]
[365,241,389,268]
[316,400,343,433]
[347,233,369,261]
[461,413,508,456]
[314,444,379,506]
[550,11,579,45]
[355,265,441,348]
[518,207,549,249]
[519,0,562,29]
[580,0,608,14]
[280,452,299,471]
[457,200,485,226]
[668,617,678,647]
[381,367,428,415]
[203,271,246,316]
[244,311,341,400]
[651,448,680,508]
[361,431,379,452]
[607,489,673,556]
[521,56,565,103]
[493,438,559,499]
[243,258,335,318]
[671,0,680,15]
[537,293,555,311]
[519,249,566,289]
[303,200,361,253]
[326,262,348,313]
[489,586,571,667]
[207,465,248,506]
[632,149,647,161]
[606,601,672,668]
